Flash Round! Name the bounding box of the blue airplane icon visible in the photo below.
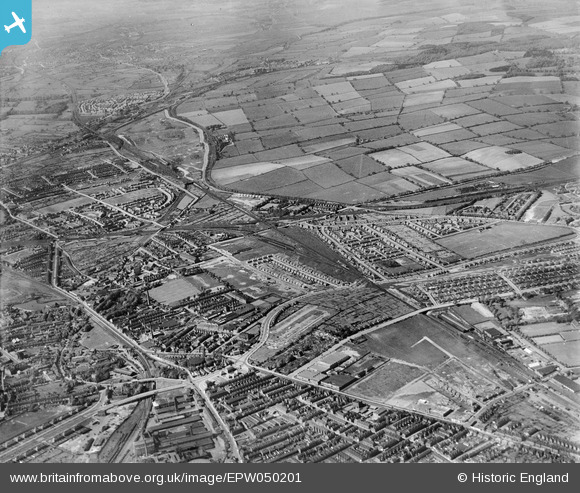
[4,12,26,34]
[1,1,32,56]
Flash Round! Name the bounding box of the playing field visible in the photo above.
[543,340,580,367]
[148,278,201,304]
[520,322,571,337]
[435,222,573,259]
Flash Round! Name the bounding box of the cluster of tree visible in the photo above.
[95,289,143,319]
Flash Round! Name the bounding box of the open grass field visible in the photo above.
[362,314,525,387]
[213,162,285,185]
[306,181,388,203]
[226,167,307,193]
[104,188,162,206]
[422,157,494,179]
[360,174,419,195]
[35,197,94,215]
[496,157,580,188]
[561,331,580,342]
[413,122,464,137]
[435,222,573,259]
[521,322,576,337]
[463,146,544,171]
[361,316,455,369]
[403,91,445,107]
[391,166,451,186]
[348,360,426,401]
[80,324,120,350]
[397,142,451,162]
[543,340,580,367]
[508,142,576,162]
[303,162,355,188]
[470,121,522,137]
[0,408,69,444]
[335,155,385,178]
[148,278,201,304]
[533,335,563,345]
[124,113,202,169]
[0,269,65,307]
[267,180,325,198]
[369,149,421,168]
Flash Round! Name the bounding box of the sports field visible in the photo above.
[544,340,580,367]
[148,278,201,304]
[435,222,573,259]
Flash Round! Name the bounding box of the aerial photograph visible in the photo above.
[0,0,579,465]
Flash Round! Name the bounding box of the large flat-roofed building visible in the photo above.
[553,374,580,394]
[296,368,326,385]
[321,374,356,391]
[318,352,350,371]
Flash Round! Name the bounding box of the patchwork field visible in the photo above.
[190,31,579,205]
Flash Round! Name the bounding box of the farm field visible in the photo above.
[391,166,451,186]
[179,8,580,205]
[422,157,495,179]
[435,222,574,259]
[463,146,544,172]
[201,51,577,203]
[191,22,577,204]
